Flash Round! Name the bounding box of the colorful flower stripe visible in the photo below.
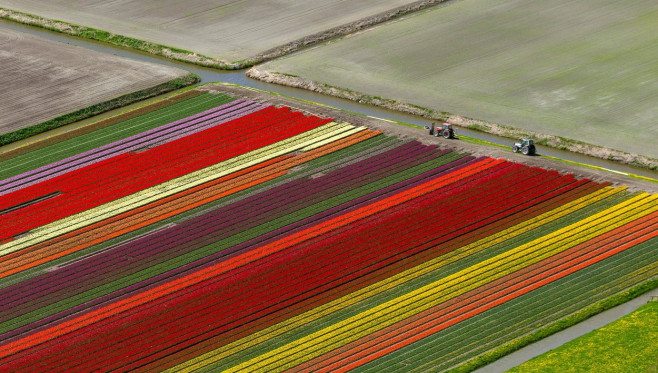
[0,157,499,365]
[0,99,264,195]
[161,174,604,370]
[296,209,658,372]
[1,91,656,371]
[221,195,656,372]
[0,129,381,281]
[0,120,351,252]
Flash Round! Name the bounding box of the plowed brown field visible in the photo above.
[0,28,188,135]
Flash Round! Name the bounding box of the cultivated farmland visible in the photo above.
[251,0,658,161]
[0,86,656,372]
[0,0,436,66]
[0,28,194,140]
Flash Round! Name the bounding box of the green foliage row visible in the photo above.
[448,277,658,373]
[0,135,400,290]
[0,140,462,334]
[0,73,200,148]
[356,241,657,372]
[0,92,236,179]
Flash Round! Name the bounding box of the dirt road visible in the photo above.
[202,83,658,194]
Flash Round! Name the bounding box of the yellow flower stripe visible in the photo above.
[225,194,657,372]
[166,186,624,372]
[299,126,366,151]
[0,122,360,256]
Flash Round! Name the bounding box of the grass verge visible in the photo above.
[0,8,230,69]
[1,1,452,70]
[507,301,658,373]
[0,72,200,148]
[448,278,658,373]
[247,68,658,171]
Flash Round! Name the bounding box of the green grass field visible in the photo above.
[257,0,658,159]
[508,301,658,373]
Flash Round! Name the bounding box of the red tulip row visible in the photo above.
[0,107,331,241]
[0,157,592,371]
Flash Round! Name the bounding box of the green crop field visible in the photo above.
[509,301,658,373]
[256,0,658,159]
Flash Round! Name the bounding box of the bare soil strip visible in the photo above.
[0,28,194,141]
[200,83,658,194]
[247,67,658,172]
[249,0,658,167]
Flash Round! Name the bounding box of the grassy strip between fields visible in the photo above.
[0,88,208,164]
[0,8,226,69]
[448,278,658,373]
[1,1,453,70]
[246,69,658,171]
[507,301,658,373]
[0,72,200,148]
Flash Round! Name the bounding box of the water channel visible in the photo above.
[2,18,657,371]
[3,19,656,180]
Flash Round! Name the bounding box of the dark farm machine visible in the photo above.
[426,122,455,139]
[512,138,536,155]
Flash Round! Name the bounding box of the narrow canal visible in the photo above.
[2,18,656,372]
[2,19,656,180]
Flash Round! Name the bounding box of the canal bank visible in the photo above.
[1,18,656,181]
[1,18,657,372]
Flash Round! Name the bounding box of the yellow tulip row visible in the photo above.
[166,186,625,372]
[224,193,657,372]
[0,122,362,256]
[300,125,367,152]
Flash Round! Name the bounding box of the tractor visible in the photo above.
[512,138,536,155]
[426,122,455,139]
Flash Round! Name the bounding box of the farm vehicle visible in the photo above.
[512,139,536,155]
[426,122,455,139]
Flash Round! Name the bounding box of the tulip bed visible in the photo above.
[0,90,656,372]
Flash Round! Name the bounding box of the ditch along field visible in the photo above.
[509,302,658,373]
[0,86,656,372]
[0,28,194,144]
[0,0,441,67]
[251,0,658,163]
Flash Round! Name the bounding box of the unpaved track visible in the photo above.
[202,83,658,194]
[0,28,188,135]
[252,0,658,161]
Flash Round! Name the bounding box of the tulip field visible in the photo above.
[0,90,656,372]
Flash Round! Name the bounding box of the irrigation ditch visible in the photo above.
[1,17,657,371]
